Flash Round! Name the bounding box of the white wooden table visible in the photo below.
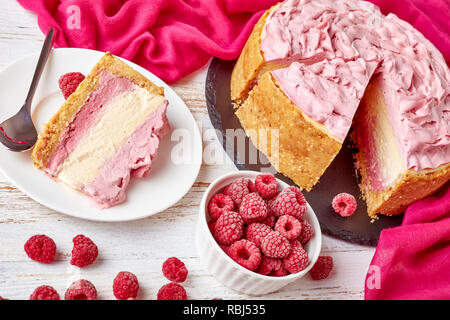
[0,0,374,300]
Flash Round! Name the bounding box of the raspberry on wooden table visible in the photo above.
[162,257,188,283]
[157,282,187,300]
[245,223,272,248]
[283,247,309,274]
[254,174,278,199]
[260,231,291,258]
[58,72,85,99]
[214,210,244,245]
[208,193,234,220]
[65,279,97,300]
[227,239,262,271]
[113,271,139,300]
[239,192,268,224]
[30,285,60,300]
[310,256,334,280]
[24,234,56,264]
[274,186,307,219]
[275,215,302,240]
[332,193,357,217]
[70,235,98,268]
[257,256,286,277]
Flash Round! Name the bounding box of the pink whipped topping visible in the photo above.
[83,101,170,208]
[46,71,134,176]
[260,0,450,171]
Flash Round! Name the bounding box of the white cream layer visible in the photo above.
[57,86,165,187]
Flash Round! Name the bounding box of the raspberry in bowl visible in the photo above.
[195,171,322,295]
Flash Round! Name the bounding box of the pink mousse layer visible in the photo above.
[83,101,170,208]
[260,0,450,171]
[46,71,134,176]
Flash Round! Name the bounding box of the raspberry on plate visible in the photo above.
[276,215,302,240]
[208,193,234,220]
[239,192,268,224]
[261,231,291,258]
[70,235,98,268]
[24,234,56,264]
[113,271,139,300]
[256,256,286,277]
[227,239,262,271]
[245,223,272,248]
[254,174,278,199]
[58,72,85,99]
[274,186,307,219]
[283,247,309,274]
[30,285,60,300]
[65,279,97,300]
[298,219,314,245]
[157,282,187,300]
[214,210,244,245]
[223,178,255,207]
[332,193,357,217]
[162,257,188,283]
[310,256,334,280]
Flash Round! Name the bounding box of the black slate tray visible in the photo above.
[205,58,404,247]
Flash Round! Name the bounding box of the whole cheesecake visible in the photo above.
[231,0,450,217]
[32,53,170,208]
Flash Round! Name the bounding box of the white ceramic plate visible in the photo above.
[0,48,202,222]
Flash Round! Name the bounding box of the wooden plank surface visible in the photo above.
[0,0,373,300]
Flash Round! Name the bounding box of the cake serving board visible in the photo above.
[205,58,403,246]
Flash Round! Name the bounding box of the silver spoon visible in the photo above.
[0,28,54,152]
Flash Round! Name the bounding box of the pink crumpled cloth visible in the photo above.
[365,184,450,300]
[18,0,450,300]
[17,0,450,83]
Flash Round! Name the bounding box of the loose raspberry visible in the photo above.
[310,256,334,280]
[0,296,8,300]
[157,282,187,300]
[227,239,262,271]
[64,279,97,300]
[24,235,56,264]
[298,219,314,245]
[58,72,85,99]
[208,221,216,235]
[70,235,98,268]
[332,193,357,217]
[275,215,302,240]
[30,285,60,300]
[257,256,287,277]
[208,193,234,220]
[274,186,307,219]
[113,271,139,300]
[260,231,291,258]
[223,178,255,207]
[245,223,272,248]
[255,174,278,199]
[162,257,188,283]
[239,193,268,224]
[214,211,244,245]
[283,247,309,274]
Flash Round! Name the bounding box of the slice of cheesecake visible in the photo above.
[352,75,450,217]
[32,53,170,208]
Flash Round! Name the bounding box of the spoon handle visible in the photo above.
[24,28,54,108]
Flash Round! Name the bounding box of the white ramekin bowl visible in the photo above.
[195,170,322,295]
